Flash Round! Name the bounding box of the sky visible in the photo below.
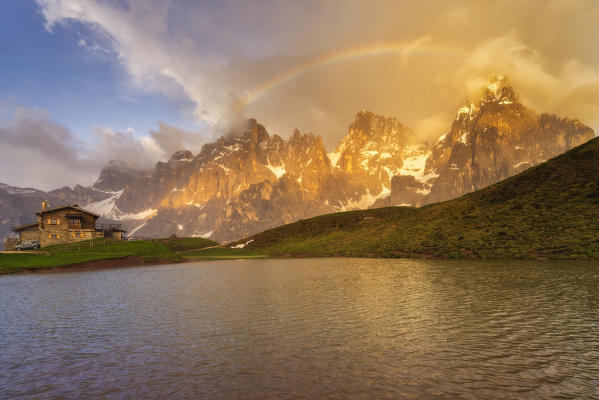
[1,0,598,190]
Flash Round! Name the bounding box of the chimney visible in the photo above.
[41,200,49,211]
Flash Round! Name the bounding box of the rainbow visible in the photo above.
[223,41,464,120]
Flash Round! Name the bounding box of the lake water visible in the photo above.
[1,258,598,399]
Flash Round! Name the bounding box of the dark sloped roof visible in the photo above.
[12,222,39,232]
[36,205,100,218]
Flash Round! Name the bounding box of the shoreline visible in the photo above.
[16,256,184,274]
[3,253,596,275]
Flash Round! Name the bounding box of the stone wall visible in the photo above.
[4,237,19,251]
[21,228,41,243]
[110,231,124,241]
[40,225,100,247]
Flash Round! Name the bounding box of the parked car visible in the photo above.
[15,240,41,251]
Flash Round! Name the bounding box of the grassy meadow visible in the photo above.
[0,237,217,274]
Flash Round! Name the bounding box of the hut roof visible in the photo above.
[36,205,100,218]
[12,222,39,232]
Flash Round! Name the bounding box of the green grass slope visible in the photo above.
[239,137,599,259]
[0,237,218,274]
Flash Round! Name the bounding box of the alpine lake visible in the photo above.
[1,258,598,399]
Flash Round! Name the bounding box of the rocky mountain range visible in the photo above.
[1,78,594,247]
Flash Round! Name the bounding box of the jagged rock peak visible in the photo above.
[290,128,323,146]
[351,110,411,136]
[93,160,146,192]
[170,150,194,161]
[240,118,270,143]
[483,75,517,104]
[457,76,518,121]
[95,160,145,178]
[333,110,417,156]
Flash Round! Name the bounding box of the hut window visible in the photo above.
[48,219,58,225]
[69,218,81,226]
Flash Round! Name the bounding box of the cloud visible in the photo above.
[413,112,455,142]
[90,126,162,170]
[34,0,599,148]
[148,122,206,158]
[37,0,231,124]
[0,107,96,190]
[0,105,208,190]
[458,32,599,128]
[34,0,471,140]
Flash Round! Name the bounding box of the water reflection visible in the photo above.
[1,258,598,399]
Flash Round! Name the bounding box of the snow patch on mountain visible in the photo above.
[84,190,123,217]
[192,230,213,238]
[232,239,253,249]
[421,170,440,182]
[120,208,158,220]
[341,185,390,211]
[85,189,157,220]
[328,150,341,168]
[0,183,42,195]
[514,161,531,169]
[457,103,477,120]
[398,146,429,180]
[266,162,286,178]
[361,149,379,158]
[128,222,147,236]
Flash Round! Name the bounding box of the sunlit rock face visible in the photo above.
[74,119,340,241]
[330,110,432,209]
[86,113,433,241]
[1,79,594,246]
[423,77,594,204]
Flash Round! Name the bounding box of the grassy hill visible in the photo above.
[235,137,599,259]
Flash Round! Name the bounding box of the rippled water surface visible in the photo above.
[1,258,599,399]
